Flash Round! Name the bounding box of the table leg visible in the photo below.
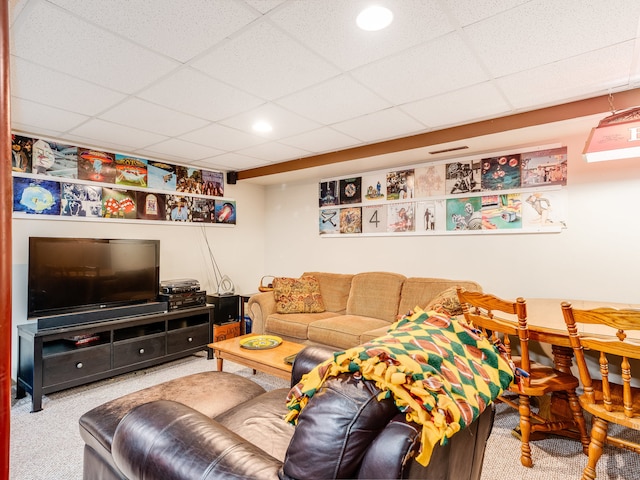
[217,357,223,372]
[552,345,574,374]
[549,345,574,419]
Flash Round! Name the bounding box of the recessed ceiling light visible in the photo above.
[356,6,393,31]
[252,120,272,133]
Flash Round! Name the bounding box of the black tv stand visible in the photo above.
[16,305,214,412]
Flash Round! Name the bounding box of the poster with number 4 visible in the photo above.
[362,205,387,234]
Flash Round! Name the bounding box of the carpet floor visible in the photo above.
[9,352,640,480]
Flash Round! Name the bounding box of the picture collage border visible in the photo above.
[10,133,236,225]
[319,144,567,237]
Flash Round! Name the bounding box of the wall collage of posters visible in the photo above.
[10,134,236,225]
[319,146,568,236]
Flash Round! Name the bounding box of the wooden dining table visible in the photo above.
[524,298,640,373]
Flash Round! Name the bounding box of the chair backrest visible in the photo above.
[456,287,529,375]
[561,302,640,423]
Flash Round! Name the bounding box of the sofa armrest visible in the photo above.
[291,345,335,386]
[112,400,282,480]
[247,292,276,334]
[358,405,495,480]
[356,414,421,479]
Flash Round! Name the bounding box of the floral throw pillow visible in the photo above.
[274,276,326,314]
[425,286,464,317]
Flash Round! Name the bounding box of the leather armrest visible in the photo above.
[356,414,421,479]
[112,400,282,480]
[291,345,335,386]
[359,405,495,480]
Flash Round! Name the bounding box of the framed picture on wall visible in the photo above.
[362,205,387,234]
[78,149,116,184]
[481,194,522,230]
[319,181,338,207]
[319,208,339,234]
[339,207,362,233]
[13,177,60,215]
[61,183,102,217]
[339,177,362,204]
[32,138,78,178]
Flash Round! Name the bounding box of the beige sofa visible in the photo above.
[247,271,481,350]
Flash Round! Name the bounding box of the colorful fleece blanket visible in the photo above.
[285,307,515,466]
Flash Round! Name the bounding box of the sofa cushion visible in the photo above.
[398,277,482,315]
[265,311,340,341]
[346,272,406,321]
[360,325,393,344]
[273,276,325,314]
[425,286,466,317]
[308,315,390,350]
[214,388,293,462]
[78,371,266,470]
[303,271,353,313]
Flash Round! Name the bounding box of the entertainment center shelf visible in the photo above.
[16,305,214,412]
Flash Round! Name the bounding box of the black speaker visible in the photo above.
[226,171,238,184]
[207,294,239,324]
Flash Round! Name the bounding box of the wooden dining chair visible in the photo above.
[456,288,589,467]
[561,302,640,480]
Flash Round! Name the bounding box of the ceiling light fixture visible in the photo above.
[583,106,640,162]
[252,120,273,133]
[356,6,393,31]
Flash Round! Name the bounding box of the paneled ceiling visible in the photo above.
[8,0,640,184]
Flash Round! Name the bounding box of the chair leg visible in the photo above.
[582,417,608,480]
[518,394,533,467]
[566,389,590,454]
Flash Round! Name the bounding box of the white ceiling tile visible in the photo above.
[62,134,152,158]
[12,124,65,141]
[10,56,126,116]
[220,103,321,139]
[271,0,455,70]
[67,119,168,150]
[276,75,391,124]
[12,1,178,94]
[441,0,530,26]
[99,98,209,137]
[7,0,640,180]
[401,83,511,127]
[11,97,89,132]
[237,142,311,162]
[47,0,259,63]
[192,21,339,100]
[332,108,426,143]
[9,0,28,25]
[142,139,225,162]
[180,123,267,152]
[497,42,638,109]
[352,32,489,104]
[280,127,360,153]
[465,0,640,78]
[195,152,271,171]
[243,0,287,15]
[138,68,264,122]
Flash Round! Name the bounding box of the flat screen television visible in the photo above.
[28,237,160,319]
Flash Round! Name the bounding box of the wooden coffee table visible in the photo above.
[209,334,305,380]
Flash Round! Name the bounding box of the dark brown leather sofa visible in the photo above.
[79,346,495,480]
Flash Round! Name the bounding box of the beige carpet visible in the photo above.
[10,352,640,480]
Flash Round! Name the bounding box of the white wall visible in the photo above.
[12,130,640,380]
[263,132,640,303]
[11,180,266,378]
